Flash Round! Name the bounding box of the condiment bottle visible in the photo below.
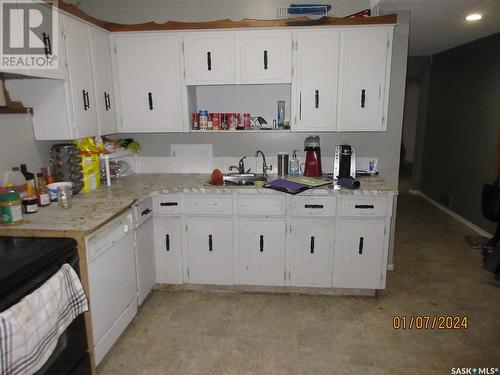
[199,110,208,130]
[36,173,51,207]
[22,196,38,214]
[20,164,36,196]
[0,182,23,225]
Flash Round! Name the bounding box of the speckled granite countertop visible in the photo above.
[0,174,397,235]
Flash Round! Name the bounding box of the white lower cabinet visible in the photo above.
[185,217,233,285]
[237,218,286,286]
[154,216,183,284]
[334,219,386,289]
[290,219,334,287]
[150,192,393,291]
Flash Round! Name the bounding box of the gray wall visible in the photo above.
[420,33,500,233]
[0,114,53,173]
[74,0,369,23]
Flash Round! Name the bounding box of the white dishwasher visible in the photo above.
[86,209,138,365]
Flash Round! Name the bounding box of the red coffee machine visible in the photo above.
[303,135,322,177]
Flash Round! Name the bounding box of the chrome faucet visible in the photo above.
[255,150,272,178]
[229,157,250,174]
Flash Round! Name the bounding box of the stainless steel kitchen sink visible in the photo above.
[223,173,266,186]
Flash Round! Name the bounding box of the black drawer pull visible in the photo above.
[141,208,152,216]
[263,50,268,70]
[315,89,319,108]
[354,204,374,209]
[148,92,153,110]
[259,235,264,252]
[310,236,315,254]
[359,237,364,254]
[166,234,170,251]
[160,202,178,207]
[361,89,366,108]
[208,234,213,251]
[207,51,212,71]
[304,204,324,209]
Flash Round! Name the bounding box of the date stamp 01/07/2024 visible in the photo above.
[392,315,469,330]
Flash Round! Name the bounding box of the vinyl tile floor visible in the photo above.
[97,193,500,375]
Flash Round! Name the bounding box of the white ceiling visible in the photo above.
[379,0,500,56]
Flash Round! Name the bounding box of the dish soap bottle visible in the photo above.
[290,150,300,176]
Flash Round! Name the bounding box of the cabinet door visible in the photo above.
[238,218,285,286]
[89,27,117,135]
[290,219,334,287]
[114,34,184,132]
[136,218,155,305]
[294,30,339,131]
[186,217,233,285]
[62,15,99,138]
[183,32,235,85]
[239,31,292,84]
[338,28,391,131]
[154,216,183,284]
[18,2,67,80]
[334,219,385,289]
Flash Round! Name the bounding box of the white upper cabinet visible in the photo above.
[114,34,184,132]
[89,27,117,135]
[183,32,235,85]
[293,30,340,131]
[337,27,392,131]
[239,30,292,84]
[62,15,99,138]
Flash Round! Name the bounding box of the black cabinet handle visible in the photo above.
[166,234,170,251]
[42,32,51,56]
[104,92,111,111]
[148,92,153,110]
[208,234,213,251]
[310,236,315,254]
[82,90,89,111]
[359,237,364,254]
[259,235,264,252]
[160,202,178,207]
[315,90,319,108]
[299,92,302,120]
[207,52,212,71]
[355,204,374,209]
[304,204,324,209]
[141,208,151,216]
[263,50,268,70]
[361,89,366,108]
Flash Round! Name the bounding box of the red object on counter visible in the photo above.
[243,113,251,129]
[210,169,224,185]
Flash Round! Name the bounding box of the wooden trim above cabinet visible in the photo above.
[51,1,397,32]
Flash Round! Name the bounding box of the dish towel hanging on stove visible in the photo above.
[0,263,88,375]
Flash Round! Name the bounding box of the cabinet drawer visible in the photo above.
[292,196,336,217]
[135,198,153,227]
[340,197,388,217]
[185,194,232,215]
[238,195,286,216]
[153,194,181,215]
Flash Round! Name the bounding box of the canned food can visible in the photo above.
[243,113,251,129]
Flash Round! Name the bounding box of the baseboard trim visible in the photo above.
[409,189,492,237]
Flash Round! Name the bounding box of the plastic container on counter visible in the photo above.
[0,182,23,225]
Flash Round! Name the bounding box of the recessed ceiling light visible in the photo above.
[466,13,482,21]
